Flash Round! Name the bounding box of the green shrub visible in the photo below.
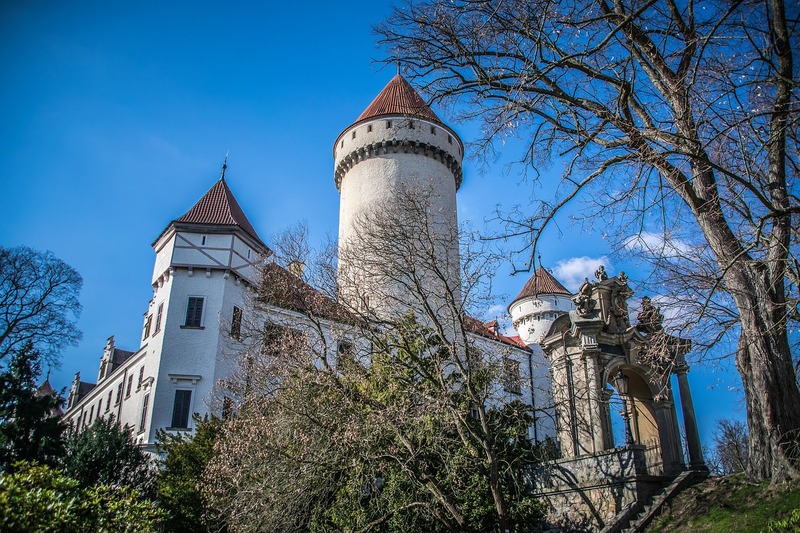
[0,462,166,532]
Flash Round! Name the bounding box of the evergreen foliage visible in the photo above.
[156,414,224,532]
[0,343,66,469]
[62,417,153,497]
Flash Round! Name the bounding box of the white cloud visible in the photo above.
[624,231,691,258]
[553,255,612,292]
[485,304,506,317]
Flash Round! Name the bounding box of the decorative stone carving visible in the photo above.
[581,332,599,350]
[608,284,632,331]
[572,278,596,317]
[636,296,664,333]
[594,265,608,281]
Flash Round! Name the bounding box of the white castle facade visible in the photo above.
[64,77,703,515]
[64,76,562,448]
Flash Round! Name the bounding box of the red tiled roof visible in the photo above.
[511,268,572,305]
[259,263,356,324]
[356,74,442,124]
[173,178,266,248]
[464,316,530,351]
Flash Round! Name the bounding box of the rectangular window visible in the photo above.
[88,405,94,423]
[126,375,133,398]
[503,359,521,395]
[261,323,305,356]
[184,297,204,327]
[138,366,145,388]
[222,397,233,421]
[115,383,123,405]
[154,303,164,334]
[337,340,353,359]
[142,314,152,340]
[139,393,150,432]
[97,399,103,417]
[170,390,192,428]
[231,306,242,339]
[106,390,112,411]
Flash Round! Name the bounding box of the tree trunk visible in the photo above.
[730,266,800,482]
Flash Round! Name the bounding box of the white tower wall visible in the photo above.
[510,294,575,346]
[334,116,463,315]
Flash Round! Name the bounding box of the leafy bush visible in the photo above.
[0,462,166,532]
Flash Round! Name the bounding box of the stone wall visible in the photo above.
[525,446,668,531]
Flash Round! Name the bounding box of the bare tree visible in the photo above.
[377,0,800,482]
[204,193,545,532]
[0,246,82,366]
[710,418,749,476]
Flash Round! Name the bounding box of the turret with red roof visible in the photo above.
[509,267,574,346]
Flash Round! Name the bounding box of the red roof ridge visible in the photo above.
[510,267,572,305]
[356,74,442,124]
[170,178,267,249]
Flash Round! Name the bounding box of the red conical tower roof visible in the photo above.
[356,74,442,124]
[511,267,572,305]
[173,177,265,248]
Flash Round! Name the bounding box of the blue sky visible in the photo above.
[0,1,745,447]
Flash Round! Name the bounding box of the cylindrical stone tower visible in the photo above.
[333,75,463,316]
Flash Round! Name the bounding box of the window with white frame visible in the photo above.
[142,314,152,340]
[154,303,164,334]
[184,297,204,328]
[170,390,192,429]
[139,393,150,433]
[503,358,522,395]
[231,306,242,339]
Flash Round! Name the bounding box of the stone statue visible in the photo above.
[636,296,664,333]
[572,278,596,317]
[595,265,608,281]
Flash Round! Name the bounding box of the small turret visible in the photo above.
[509,267,574,346]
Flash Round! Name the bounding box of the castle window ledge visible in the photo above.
[180,325,205,330]
[165,427,192,432]
[168,374,202,385]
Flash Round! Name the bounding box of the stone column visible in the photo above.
[583,353,606,453]
[653,397,680,475]
[600,388,614,450]
[551,355,577,457]
[674,363,707,470]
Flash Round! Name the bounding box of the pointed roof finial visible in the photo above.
[220,151,229,181]
[396,59,401,75]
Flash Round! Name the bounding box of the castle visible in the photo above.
[65,75,705,530]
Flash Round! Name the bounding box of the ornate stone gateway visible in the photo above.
[528,270,706,531]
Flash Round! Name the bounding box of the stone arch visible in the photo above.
[605,364,662,446]
[623,368,660,446]
[605,364,678,475]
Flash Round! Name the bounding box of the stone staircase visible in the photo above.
[600,469,708,533]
